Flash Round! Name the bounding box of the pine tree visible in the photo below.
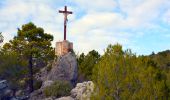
[2,22,54,93]
[92,44,167,99]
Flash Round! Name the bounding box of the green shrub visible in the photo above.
[43,80,72,97]
[34,80,42,90]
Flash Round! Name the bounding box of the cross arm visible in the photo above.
[67,11,73,14]
[59,10,73,14]
[59,10,65,13]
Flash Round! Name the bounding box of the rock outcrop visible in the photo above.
[30,52,78,100]
[0,80,12,99]
[35,52,78,85]
[29,81,94,100]
[35,67,49,81]
[70,81,94,100]
[47,52,78,85]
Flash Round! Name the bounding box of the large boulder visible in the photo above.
[30,52,78,100]
[47,52,78,85]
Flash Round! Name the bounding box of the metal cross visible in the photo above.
[59,6,73,40]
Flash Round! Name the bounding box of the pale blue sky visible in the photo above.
[0,0,170,55]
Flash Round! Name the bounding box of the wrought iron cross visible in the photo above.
[59,6,73,40]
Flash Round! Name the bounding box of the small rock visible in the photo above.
[15,90,23,96]
[41,80,54,89]
[0,80,8,89]
[44,97,55,100]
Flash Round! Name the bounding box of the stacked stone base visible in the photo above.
[55,40,73,56]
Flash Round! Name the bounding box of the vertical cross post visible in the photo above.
[59,6,73,40]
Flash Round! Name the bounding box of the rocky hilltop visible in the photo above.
[36,52,78,85]
[0,52,95,100]
[30,52,78,100]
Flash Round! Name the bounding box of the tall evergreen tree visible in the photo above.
[3,22,54,93]
[78,50,100,80]
[92,44,167,99]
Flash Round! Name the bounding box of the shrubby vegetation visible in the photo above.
[91,44,168,99]
[43,80,72,97]
[78,50,100,81]
[77,44,170,99]
[33,80,42,90]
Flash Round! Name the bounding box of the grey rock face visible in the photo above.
[0,80,13,99]
[29,89,45,100]
[35,67,49,81]
[47,52,78,85]
[0,80,7,89]
[71,81,94,100]
[29,52,78,100]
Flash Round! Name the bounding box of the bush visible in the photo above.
[34,80,42,90]
[43,80,72,97]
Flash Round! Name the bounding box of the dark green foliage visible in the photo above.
[0,51,25,77]
[150,50,170,70]
[33,80,42,90]
[1,22,54,92]
[92,44,170,99]
[0,51,27,89]
[78,50,100,81]
[149,50,170,99]
[43,80,72,97]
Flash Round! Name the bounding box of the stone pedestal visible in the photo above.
[55,40,73,56]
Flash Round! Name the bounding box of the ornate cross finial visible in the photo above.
[59,6,73,40]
